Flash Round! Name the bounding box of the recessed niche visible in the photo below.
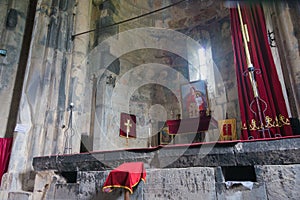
[60,171,77,183]
[222,166,256,182]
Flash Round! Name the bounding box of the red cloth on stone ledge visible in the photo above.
[102,162,146,194]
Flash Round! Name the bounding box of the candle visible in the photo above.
[148,126,152,147]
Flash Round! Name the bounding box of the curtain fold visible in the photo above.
[230,3,293,140]
[0,137,13,185]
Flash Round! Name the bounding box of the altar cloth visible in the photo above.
[102,162,146,194]
[166,116,212,134]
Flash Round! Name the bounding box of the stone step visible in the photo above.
[5,191,32,200]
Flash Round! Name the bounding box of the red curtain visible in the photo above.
[0,137,13,185]
[230,3,293,140]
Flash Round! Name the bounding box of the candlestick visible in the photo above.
[148,126,152,147]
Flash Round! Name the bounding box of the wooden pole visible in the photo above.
[124,190,130,200]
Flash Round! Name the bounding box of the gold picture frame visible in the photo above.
[158,122,172,145]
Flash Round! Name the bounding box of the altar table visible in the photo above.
[166,115,212,134]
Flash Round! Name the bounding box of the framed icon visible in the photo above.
[218,119,237,141]
[158,122,172,145]
[181,80,209,119]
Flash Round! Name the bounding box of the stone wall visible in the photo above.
[28,137,300,199]
[88,0,236,151]
[29,164,300,200]
[264,1,300,118]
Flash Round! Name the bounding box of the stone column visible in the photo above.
[268,2,300,118]
[0,0,32,198]
[263,3,292,117]
[0,0,29,138]
[69,0,91,153]
[1,0,77,198]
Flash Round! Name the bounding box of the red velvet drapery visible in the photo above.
[0,137,13,185]
[230,3,293,140]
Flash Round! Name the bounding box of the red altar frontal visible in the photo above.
[166,115,212,135]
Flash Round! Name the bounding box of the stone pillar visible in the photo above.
[69,0,91,153]
[1,0,76,197]
[0,0,29,138]
[0,0,31,198]
[268,2,300,118]
[32,171,66,200]
[263,3,292,117]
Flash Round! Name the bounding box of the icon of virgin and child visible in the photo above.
[183,86,207,118]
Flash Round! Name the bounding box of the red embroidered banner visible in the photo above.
[102,162,146,194]
[120,113,136,138]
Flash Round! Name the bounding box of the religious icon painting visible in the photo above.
[120,113,137,139]
[158,122,172,145]
[218,119,237,141]
[181,80,209,119]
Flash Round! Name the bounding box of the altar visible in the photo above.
[166,115,212,135]
[31,137,300,200]
[162,115,213,144]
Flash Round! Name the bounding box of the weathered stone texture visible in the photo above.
[7,192,32,200]
[33,138,300,171]
[234,138,300,165]
[0,0,30,138]
[0,0,8,33]
[267,2,300,117]
[216,183,267,200]
[144,168,216,200]
[54,183,79,200]
[63,167,215,200]
[30,140,300,200]
[256,165,300,200]
[77,171,143,200]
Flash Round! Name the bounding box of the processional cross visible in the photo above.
[237,3,271,139]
